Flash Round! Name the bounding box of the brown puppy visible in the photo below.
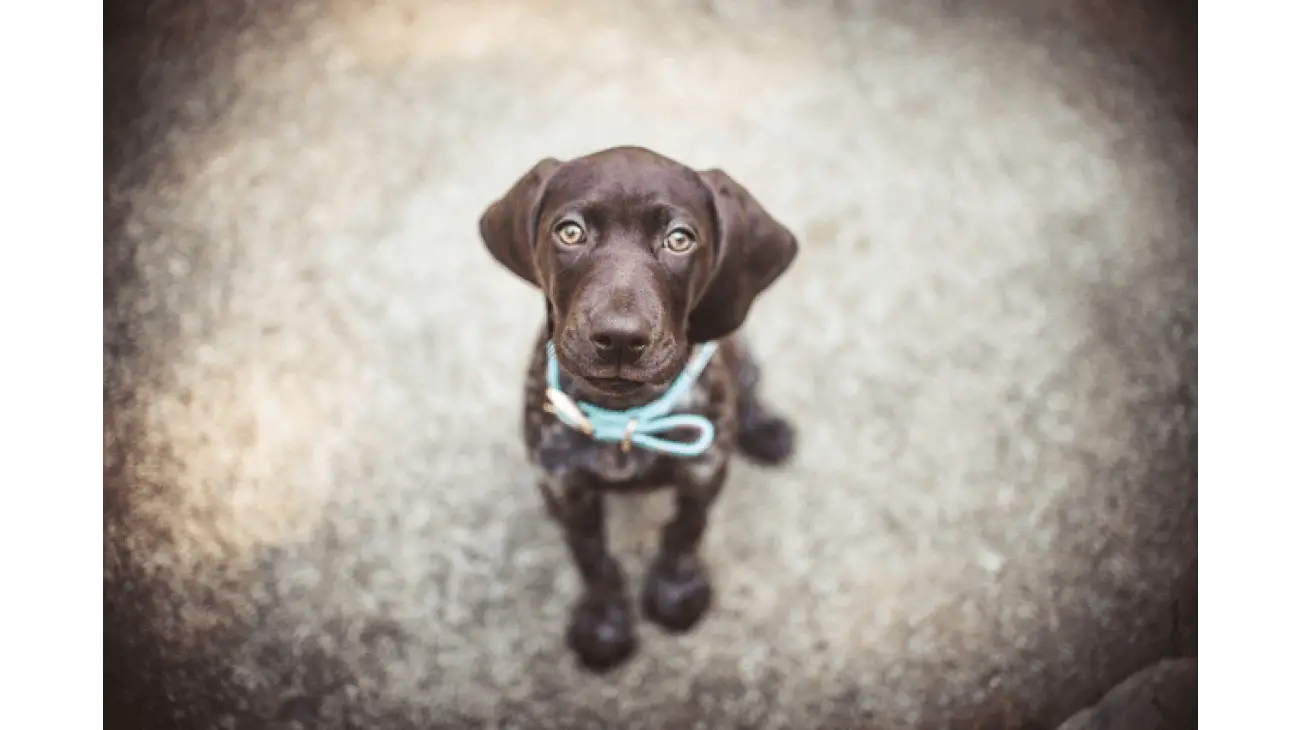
[478,146,799,672]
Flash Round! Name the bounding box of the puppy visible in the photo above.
[478,146,799,672]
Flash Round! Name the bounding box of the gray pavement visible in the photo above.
[104,1,1197,728]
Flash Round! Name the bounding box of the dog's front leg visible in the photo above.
[642,461,727,633]
[539,473,637,672]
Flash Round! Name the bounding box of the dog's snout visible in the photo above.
[588,312,653,365]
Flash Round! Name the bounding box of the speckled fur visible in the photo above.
[519,325,787,670]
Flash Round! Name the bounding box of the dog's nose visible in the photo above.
[589,314,652,365]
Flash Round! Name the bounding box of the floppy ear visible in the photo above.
[689,169,799,344]
[477,158,562,286]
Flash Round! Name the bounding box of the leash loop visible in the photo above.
[544,341,719,458]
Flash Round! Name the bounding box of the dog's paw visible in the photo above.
[642,555,712,633]
[566,597,638,673]
[737,409,795,466]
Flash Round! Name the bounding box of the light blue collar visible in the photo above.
[544,340,719,458]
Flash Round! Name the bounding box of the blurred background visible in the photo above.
[104,1,1196,728]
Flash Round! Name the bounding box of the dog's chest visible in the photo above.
[535,428,664,483]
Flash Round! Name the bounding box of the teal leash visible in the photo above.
[544,340,719,458]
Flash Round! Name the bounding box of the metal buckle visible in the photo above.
[543,388,594,435]
[620,418,638,453]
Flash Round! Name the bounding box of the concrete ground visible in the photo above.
[104,1,1197,728]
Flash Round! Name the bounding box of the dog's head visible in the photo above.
[478,146,798,403]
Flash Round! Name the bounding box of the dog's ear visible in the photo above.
[478,158,563,286]
[689,169,799,344]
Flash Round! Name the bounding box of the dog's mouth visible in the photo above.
[552,337,689,405]
[581,376,645,396]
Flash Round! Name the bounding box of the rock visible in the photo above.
[1057,658,1197,730]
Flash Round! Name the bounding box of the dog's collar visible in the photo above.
[544,340,719,458]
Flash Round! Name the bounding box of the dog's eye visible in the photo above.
[664,228,695,253]
[554,222,586,246]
